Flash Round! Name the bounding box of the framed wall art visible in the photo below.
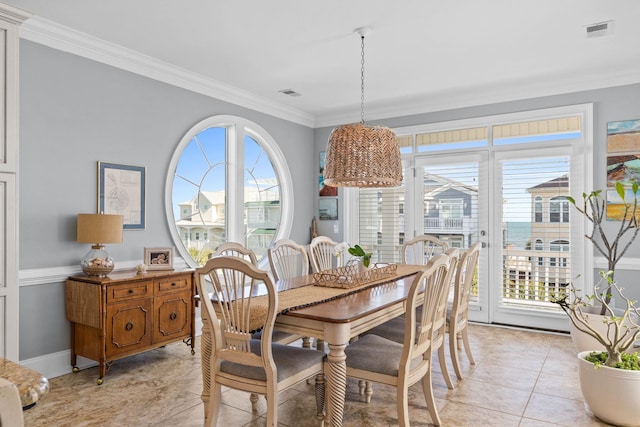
[318,198,338,220]
[144,247,174,270]
[98,162,146,229]
[607,119,640,154]
[319,151,337,196]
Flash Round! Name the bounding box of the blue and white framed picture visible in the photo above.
[98,161,146,229]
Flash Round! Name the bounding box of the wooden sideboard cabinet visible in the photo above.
[65,269,195,384]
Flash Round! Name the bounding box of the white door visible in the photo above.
[349,105,591,331]
[414,152,490,323]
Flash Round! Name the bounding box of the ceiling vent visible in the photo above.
[278,89,302,97]
[586,20,613,38]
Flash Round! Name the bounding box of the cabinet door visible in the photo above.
[153,292,191,344]
[106,298,152,357]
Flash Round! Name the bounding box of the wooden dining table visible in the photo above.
[199,264,423,427]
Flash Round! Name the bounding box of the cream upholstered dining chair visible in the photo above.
[195,256,325,427]
[268,239,310,281]
[359,249,460,402]
[342,254,452,426]
[308,236,347,273]
[209,241,258,264]
[401,234,449,265]
[267,239,311,349]
[447,242,481,380]
[208,242,301,410]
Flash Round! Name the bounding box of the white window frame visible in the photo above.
[165,115,293,268]
[345,103,594,329]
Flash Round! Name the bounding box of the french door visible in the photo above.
[349,105,592,331]
[413,152,490,323]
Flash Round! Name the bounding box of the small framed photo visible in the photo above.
[98,161,146,230]
[144,247,174,270]
[318,198,338,220]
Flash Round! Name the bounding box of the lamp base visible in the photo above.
[81,244,115,277]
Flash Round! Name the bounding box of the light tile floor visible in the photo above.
[23,324,611,426]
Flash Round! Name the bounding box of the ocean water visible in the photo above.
[504,222,532,249]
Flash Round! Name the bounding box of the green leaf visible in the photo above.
[615,181,625,200]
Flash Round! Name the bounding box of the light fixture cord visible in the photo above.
[360,35,365,124]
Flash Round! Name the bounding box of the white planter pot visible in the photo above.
[570,306,634,353]
[577,351,640,426]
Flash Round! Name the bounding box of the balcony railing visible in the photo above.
[424,217,464,230]
[502,249,572,304]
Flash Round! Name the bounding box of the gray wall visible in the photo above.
[314,83,640,301]
[18,36,640,362]
[18,40,315,359]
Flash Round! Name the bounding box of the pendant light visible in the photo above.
[323,27,402,188]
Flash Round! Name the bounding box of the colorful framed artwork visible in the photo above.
[607,154,640,187]
[319,151,337,196]
[318,198,338,220]
[98,162,146,229]
[144,247,174,270]
[606,189,640,221]
[607,119,640,154]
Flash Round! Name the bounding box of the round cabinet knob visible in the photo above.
[170,312,177,320]
[125,321,134,331]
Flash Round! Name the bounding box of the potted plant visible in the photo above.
[567,181,639,315]
[554,271,640,426]
[565,182,639,352]
[551,181,640,425]
[348,244,373,268]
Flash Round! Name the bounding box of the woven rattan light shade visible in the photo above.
[324,123,402,187]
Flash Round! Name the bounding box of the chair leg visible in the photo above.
[207,382,222,427]
[358,380,366,396]
[250,393,259,412]
[397,379,410,427]
[302,336,311,349]
[265,386,278,427]
[315,373,325,421]
[438,344,454,389]
[461,328,476,365]
[421,368,441,426]
[364,381,373,403]
[449,328,464,380]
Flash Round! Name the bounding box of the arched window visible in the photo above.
[165,115,293,267]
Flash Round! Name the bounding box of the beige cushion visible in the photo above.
[0,378,24,427]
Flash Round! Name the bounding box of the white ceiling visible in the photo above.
[7,0,640,127]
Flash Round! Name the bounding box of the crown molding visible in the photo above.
[314,68,640,128]
[0,2,31,25]
[18,16,315,128]
[17,16,640,131]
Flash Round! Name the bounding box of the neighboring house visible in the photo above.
[175,185,280,259]
[359,172,479,263]
[503,175,571,302]
[423,173,478,248]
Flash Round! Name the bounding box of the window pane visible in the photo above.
[417,127,488,152]
[358,175,406,264]
[493,117,581,146]
[502,157,570,305]
[244,135,280,259]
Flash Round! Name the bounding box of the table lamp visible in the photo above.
[77,213,123,277]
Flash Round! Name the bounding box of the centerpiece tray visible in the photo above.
[313,262,398,289]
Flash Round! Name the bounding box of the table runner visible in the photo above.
[246,263,424,332]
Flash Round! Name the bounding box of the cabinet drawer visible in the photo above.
[107,281,153,303]
[155,276,190,295]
